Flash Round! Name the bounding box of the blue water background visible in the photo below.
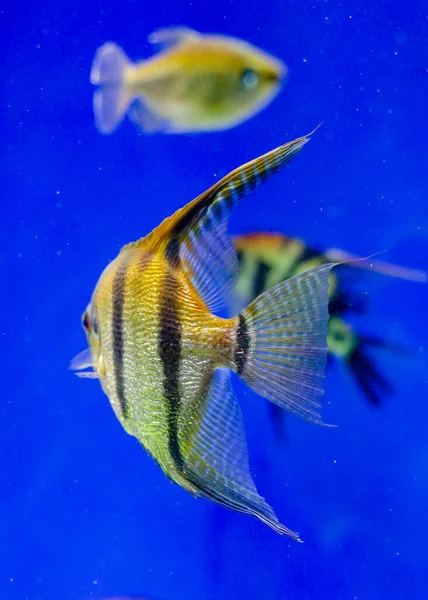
[2,1,428,599]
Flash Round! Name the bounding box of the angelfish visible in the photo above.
[71,132,336,540]
[90,26,286,134]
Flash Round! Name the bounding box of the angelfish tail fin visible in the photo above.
[90,42,133,134]
[234,263,337,425]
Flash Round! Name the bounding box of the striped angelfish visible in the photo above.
[71,132,336,541]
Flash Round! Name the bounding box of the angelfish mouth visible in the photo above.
[69,348,99,379]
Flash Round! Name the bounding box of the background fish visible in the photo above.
[232,232,426,429]
[90,26,286,134]
[71,132,336,540]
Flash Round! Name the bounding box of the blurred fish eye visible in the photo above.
[241,68,259,90]
[82,311,91,332]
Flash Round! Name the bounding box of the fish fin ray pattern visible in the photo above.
[177,135,312,311]
[180,368,300,538]
[179,206,238,312]
[240,263,336,424]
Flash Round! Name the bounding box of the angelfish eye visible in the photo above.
[242,68,259,89]
[82,308,99,336]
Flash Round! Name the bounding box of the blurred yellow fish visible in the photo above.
[71,131,336,540]
[90,26,286,134]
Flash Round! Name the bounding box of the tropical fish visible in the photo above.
[90,26,286,135]
[71,132,336,540]
[233,232,426,414]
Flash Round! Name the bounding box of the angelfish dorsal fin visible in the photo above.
[147,26,201,50]
[164,133,314,312]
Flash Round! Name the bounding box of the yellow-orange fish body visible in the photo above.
[89,244,234,493]
[90,27,286,134]
[72,132,336,539]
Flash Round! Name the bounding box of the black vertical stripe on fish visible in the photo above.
[169,190,218,242]
[252,260,270,298]
[235,313,250,375]
[165,189,225,268]
[165,236,181,268]
[159,273,185,471]
[112,262,129,418]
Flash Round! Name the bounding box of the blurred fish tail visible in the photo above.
[90,42,133,134]
[328,316,402,405]
[347,335,405,405]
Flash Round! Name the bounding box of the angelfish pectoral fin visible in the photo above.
[69,348,98,378]
[75,371,100,379]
